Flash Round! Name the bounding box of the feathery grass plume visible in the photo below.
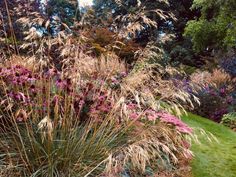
[103,121,193,176]
[121,43,199,116]
[0,59,193,176]
[111,0,175,38]
[191,68,236,88]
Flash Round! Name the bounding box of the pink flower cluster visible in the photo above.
[126,102,192,134]
[55,78,72,92]
[7,91,31,104]
[89,92,113,121]
[144,109,158,121]
[0,65,37,86]
[1,64,193,135]
[155,112,193,134]
[0,66,39,106]
[110,72,127,89]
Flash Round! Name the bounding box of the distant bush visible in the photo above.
[170,45,194,66]
[193,89,229,122]
[83,27,141,63]
[221,54,236,77]
[221,112,236,131]
[189,69,236,122]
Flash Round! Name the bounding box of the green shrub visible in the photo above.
[184,0,236,53]
[221,112,236,130]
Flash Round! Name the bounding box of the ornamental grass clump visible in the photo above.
[0,57,193,176]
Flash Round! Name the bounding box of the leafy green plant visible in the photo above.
[184,0,236,53]
[221,112,236,130]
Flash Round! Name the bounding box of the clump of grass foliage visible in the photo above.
[0,53,194,176]
[0,4,198,175]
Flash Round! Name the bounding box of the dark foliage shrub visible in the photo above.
[193,88,229,122]
[170,45,194,66]
[83,27,141,63]
[221,55,236,77]
[180,65,197,75]
[189,69,236,122]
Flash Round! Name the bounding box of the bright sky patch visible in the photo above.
[79,0,93,7]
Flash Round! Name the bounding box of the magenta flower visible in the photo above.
[55,79,67,89]
[46,68,58,77]
[98,95,106,102]
[97,105,110,112]
[226,96,233,104]
[111,77,119,84]
[127,103,137,110]
[220,88,226,95]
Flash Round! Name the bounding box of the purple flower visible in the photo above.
[98,95,106,101]
[79,100,85,107]
[97,105,110,112]
[219,87,226,96]
[46,68,58,77]
[226,96,233,104]
[56,79,67,89]
[7,92,15,98]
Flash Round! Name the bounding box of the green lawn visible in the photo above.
[182,113,236,177]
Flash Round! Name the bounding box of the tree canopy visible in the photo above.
[185,0,236,53]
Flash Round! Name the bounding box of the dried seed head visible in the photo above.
[15,109,28,122]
